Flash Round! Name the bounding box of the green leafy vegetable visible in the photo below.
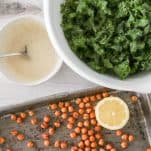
[61,0,151,79]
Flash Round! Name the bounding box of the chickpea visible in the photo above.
[10,114,17,121]
[84,139,90,147]
[0,137,5,144]
[75,98,82,104]
[81,128,87,134]
[90,96,96,102]
[102,92,109,98]
[41,133,49,140]
[68,106,74,112]
[88,129,94,136]
[81,134,88,141]
[71,146,78,151]
[31,117,38,125]
[91,142,97,148]
[106,144,113,150]
[86,108,92,114]
[74,127,81,134]
[79,109,85,115]
[83,120,90,127]
[43,115,51,123]
[54,140,60,148]
[100,148,106,151]
[58,102,64,108]
[44,140,50,147]
[48,127,55,135]
[50,104,58,110]
[6,148,12,151]
[116,130,123,136]
[83,114,89,120]
[89,136,95,142]
[96,94,102,100]
[78,141,84,148]
[17,133,24,141]
[70,132,77,139]
[85,103,91,108]
[28,110,35,116]
[111,148,117,151]
[85,147,91,151]
[54,121,61,128]
[73,112,79,119]
[131,95,138,103]
[67,123,74,129]
[95,133,102,140]
[10,130,18,136]
[68,117,75,124]
[94,125,101,132]
[55,111,61,117]
[41,122,48,129]
[60,142,68,149]
[91,149,97,151]
[20,112,27,119]
[16,117,23,124]
[128,134,135,142]
[83,97,89,103]
[120,141,128,149]
[91,119,97,125]
[61,113,68,119]
[121,134,128,141]
[61,107,67,113]
[146,147,151,151]
[65,102,70,107]
[79,102,85,108]
[77,121,83,128]
[27,141,34,148]
[90,112,95,119]
[98,139,105,146]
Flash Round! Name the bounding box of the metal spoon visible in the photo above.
[0,46,28,58]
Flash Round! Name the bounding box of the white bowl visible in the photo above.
[0,15,62,86]
[44,0,151,93]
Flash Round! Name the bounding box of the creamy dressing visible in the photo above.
[0,18,59,83]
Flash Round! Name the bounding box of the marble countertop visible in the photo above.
[0,0,97,108]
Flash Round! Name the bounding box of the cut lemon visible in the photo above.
[95,96,129,130]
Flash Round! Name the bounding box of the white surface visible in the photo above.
[44,0,151,93]
[0,0,97,108]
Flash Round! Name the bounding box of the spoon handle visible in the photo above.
[0,52,22,58]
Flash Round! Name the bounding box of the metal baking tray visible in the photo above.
[0,87,150,151]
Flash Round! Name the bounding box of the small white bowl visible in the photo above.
[44,0,151,93]
[0,15,62,86]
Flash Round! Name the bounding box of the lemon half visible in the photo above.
[95,96,129,130]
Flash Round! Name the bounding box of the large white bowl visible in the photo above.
[44,0,151,93]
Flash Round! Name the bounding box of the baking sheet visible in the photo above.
[0,87,150,151]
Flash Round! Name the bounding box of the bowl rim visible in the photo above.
[0,14,63,86]
[44,0,150,93]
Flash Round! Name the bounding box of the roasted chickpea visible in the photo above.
[71,146,78,151]
[96,94,102,100]
[43,115,51,123]
[121,134,128,141]
[78,109,85,115]
[68,106,74,112]
[100,148,106,151]
[91,142,97,148]
[41,133,49,140]
[65,102,70,107]
[67,123,74,129]
[98,139,105,146]
[5,148,12,151]
[83,120,90,127]
[40,122,48,129]
[81,128,87,134]
[27,141,34,148]
[84,139,90,147]
[74,127,81,134]
[54,121,61,128]
[81,134,88,141]
[85,147,91,151]
[10,130,18,136]
[61,107,67,113]
[146,147,151,151]
[83,97,89,103]
[75,98,82,104]
[10,114,17,121]
[48,127,55,135]
[54,140,60,148]
[94,125,101,132]
[83,113,89,120]
[90,112,95,119]
[20,112,27,119]
[90,96,96,102]
[73,112,79,119]
[16,117,23,124]
[58,102,64,108]
[28,110,35,116]
[31,117,38,125]
[131,95,138,103]
[86,108,92,114]
[17,133,24,141]
[79,102,85,108]
[90,119,97,125]
[106,144,113,150]
[68,117,75,124]
[55,111,61,117]
[78,141,84,148]
[44,140,50,147]
[61,113,68,119]
[70,132,77,139]
[120,141,128,149]
[50,104,58,110]
[89,136,95,142]
[128,134,135,142]
[60,142,68,149]
[102,92,109,98]
[0,137,5,144]
[95,133,102,140]
[88,129,94,136]
[77,121,83,128]
[116,130,123,136]
[85,103,91,108]
[111,148,117,151]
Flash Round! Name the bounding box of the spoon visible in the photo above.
[0,46,28,58]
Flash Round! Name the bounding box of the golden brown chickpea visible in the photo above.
[27,141,34,148]
[85,147,91,151]
[61,113,68,119]
[98,139,105,146]
[50,104,58,110]
[120,141,128,149]
[83,120,90,127]
[61,107,67,113]
[106,144,113,150]
[73,112,79,119]
[78,141,84,148]
[28,110,35,116]
[90,96,96,102]
[17,133,24,141]
[95,133,102,140]
[0,137,5,144]
[79,102,85,108]
[128,134,135,142]
[146,147,151,151]
[85,103,91,108]
[10,114,17,121]
[111,148,117,151]
[94,125,101,132]
[90,119,97,125]
[100,148,106,151]
[65,102,70,107]
[58,102,64,108]
[10,130,18,136]
[96,94,102,100]
[102,92,109,98]
[84,139,90,147]
[86,108,92,114]
[31,118,38,125]
[48,127,55,135]
[70,132,77,139]
[16,117,23,124]
[68,106,74,112]
[43,115,51,123]
[83,113,89,120]
[131,95,138,103]
[91,142,97,148]
[78,109,85,115]
[68,117,75,124]
[89,136,95,142]
[41,133,49,140]
[5,148,12,151]
[74,127,81,134]
[54,140,60,148]
[60,142,68,149]
[116,130,123,136]
[41,122,48,129]
[44,140,50,147]
[67,123,74,129]
[121,134,128,141]
[81,134,88,141]
[20,112,27,119]
[90,112,95,119]
[55,111,61,117]
[75,98,82,104]
[71,146,78,151]
[77,121,83,128]
[88,129,94,136]
[81,128,87,134]
[83,97,89,103]
[54,121,61,128]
